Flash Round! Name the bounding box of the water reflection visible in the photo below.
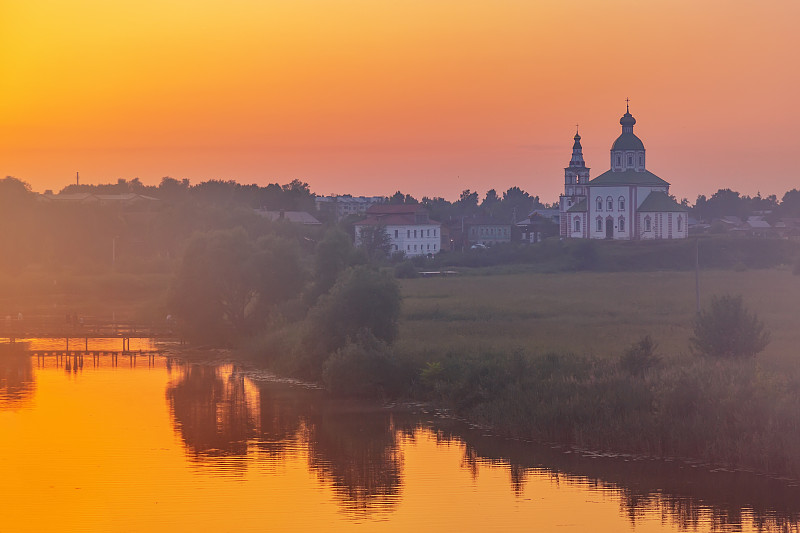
[432,422,800,532]
[0,344,35,409]
[163,360,800,530]
[166,364,258,459]
[167,363,405,513]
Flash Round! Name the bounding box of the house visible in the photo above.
[354,204,441,257]
[315,195,385,221]
[463,216,512,247]
[256,210,322,225]
[517,209,560,243]
[559,104,688,240]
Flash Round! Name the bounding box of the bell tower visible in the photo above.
[559,127,591,238]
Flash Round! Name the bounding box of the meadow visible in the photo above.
[393,267,800,477]
[397,266,800,368]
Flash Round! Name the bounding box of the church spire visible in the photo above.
[620,98,636,134]
[569,127,585,168]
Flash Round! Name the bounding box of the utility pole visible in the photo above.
[695,238,701,314]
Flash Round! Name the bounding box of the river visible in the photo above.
[1,342,798,532]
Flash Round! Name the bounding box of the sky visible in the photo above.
[1,0,798,203]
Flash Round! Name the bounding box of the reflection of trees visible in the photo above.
[166,364,257,460]
[0,345,35,409]
[255,383,406,513]
[305,409,404,513]
[432,420,800,532]
[167,366,406,513]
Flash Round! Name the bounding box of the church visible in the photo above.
[559,105,688,240]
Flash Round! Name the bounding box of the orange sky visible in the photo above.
[1,0,798,202]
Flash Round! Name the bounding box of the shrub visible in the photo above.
[322,331,404,398]
[619,335,660,376]
[690,294,770,358]
[394,260,418,279]
[307,265,401,353]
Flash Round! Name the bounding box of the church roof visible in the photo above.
[566,199,587,212]
[637,191,687,212]
[589,169,669,187]
[612,132,645,151]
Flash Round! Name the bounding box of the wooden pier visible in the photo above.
[0,316,178,369]
[31,349,164,369]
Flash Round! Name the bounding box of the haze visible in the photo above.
[1,0,798,201]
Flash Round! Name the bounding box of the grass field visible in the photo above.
[397,266,800,368]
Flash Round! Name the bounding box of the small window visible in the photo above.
[619,197,625,211]
[596,197,603,211]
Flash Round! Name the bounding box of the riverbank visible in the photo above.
[248,267,800,480]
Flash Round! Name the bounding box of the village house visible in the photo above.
[354,204,441,257]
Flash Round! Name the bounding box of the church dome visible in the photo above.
[612,103,644,151]
[620,111,636,127]
[612,132,645,150]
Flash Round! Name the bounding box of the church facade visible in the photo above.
[559,106,687,240]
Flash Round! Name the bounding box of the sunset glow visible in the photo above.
[1,0,798,201]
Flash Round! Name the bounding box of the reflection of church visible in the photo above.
[559,104,687,240]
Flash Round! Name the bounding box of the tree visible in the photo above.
[357,224,392,261]
[169,228,304,343]
[690,295,770,358]
[307,265,401,354]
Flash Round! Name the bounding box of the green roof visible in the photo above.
[637,191,687,212]
[589,169,669,187]
[566,198,587,212]
[612,132,645,151]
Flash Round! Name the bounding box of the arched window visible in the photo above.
[619,217,625,232]
[677,216,683,231]
[644,216,652,232]
[574,217,581,233]
[619,197,625,211]
[596,217,602,232]
[596,197,603,211]
[606,196,613,211]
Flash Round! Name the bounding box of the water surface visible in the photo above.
[1,346,798,532]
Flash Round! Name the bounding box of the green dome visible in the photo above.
[612,132,645,151]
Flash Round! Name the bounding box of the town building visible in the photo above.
[559,105,688,240]
[354,204,441,257]
[256,210,322,225]
[315,195,385,221]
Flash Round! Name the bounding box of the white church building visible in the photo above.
[559,105,688,240]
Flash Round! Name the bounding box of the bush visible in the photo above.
[394,260,418,279]
[619,335,660,376]
[690,294,770,358]
[322,331,404,398]
[307,265,402,354]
